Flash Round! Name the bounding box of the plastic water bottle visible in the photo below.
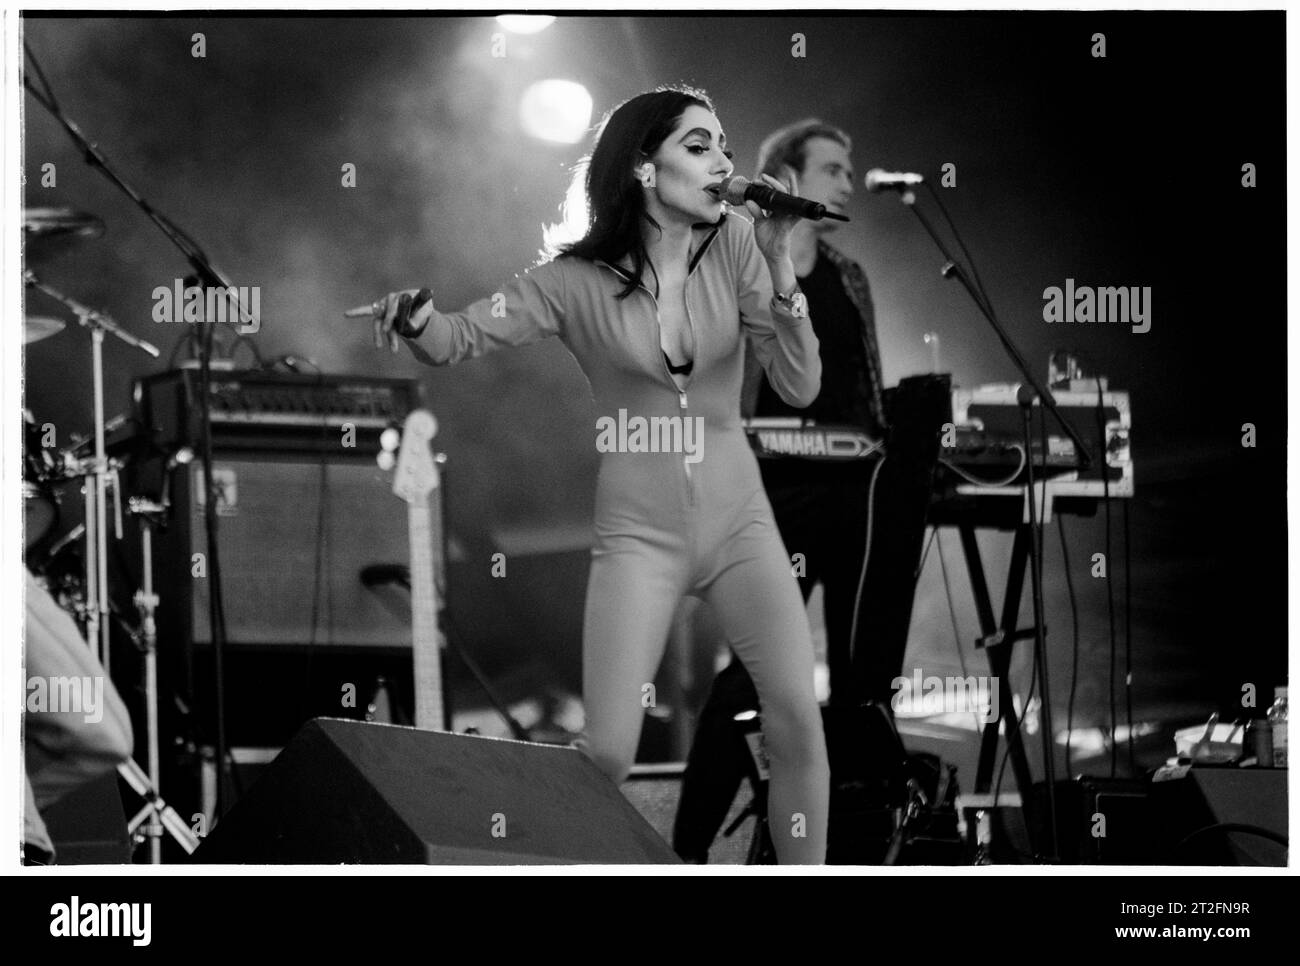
[1267,687,1288,767]
[1246,718,1273,766]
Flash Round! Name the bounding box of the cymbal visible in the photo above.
[22,207,105,261]
[24,315,65,344]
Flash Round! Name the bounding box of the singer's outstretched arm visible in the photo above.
[413,264,568,367]
[350,262,569,367]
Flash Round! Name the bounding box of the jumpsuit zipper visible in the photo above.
[680,283,698,507]
[594,234,716,511]
[645,286,696,509]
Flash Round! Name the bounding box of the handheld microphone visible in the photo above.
[719,176,850,222]
[864,169,925,193]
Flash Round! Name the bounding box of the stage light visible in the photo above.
[496,15,556,35]
[519,79,592,145]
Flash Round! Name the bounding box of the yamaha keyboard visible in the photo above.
[743,418,883,461]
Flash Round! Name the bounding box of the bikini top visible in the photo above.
[663,351,694,376]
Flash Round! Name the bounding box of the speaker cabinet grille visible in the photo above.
[175,456,412,648]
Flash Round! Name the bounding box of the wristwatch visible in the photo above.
[772,286,808,319]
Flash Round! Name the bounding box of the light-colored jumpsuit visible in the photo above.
[410,211,830,862]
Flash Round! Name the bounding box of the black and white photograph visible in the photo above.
[6,1,1291,907]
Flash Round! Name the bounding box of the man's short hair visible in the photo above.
[755,119,853,180]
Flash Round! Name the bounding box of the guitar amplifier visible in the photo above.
[138,381,435,765]
[145,442,426,771]
[164,453,414,650]
[135,368,422,454]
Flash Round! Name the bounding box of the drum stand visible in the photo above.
[77,320,114,671]
[23,269,159,673]
[22,270,185,859]
[118,757,199,859]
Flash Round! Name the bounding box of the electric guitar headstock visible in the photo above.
[386,408,445,732]
[392,409,439,505]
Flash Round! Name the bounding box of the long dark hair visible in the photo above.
[557,86,715,299]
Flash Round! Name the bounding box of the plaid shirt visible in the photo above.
[742,239,886,431]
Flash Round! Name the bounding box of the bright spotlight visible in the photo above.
[496,15,556,34]
[519,79,593,145]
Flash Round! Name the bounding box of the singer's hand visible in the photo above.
[344,289,435,353]
[746,171,800,261]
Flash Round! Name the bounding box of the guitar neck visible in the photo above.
[407,499,444,731]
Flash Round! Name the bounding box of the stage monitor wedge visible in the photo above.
[194,718,681,865]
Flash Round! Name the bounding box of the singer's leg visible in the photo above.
[576,535,685,784]
[672,485,824,861]
[701,507,829,864]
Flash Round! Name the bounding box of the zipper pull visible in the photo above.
[679,391,688,410]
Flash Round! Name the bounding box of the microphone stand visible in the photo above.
[901,194,1092,470]
[889,187,1084,861]
[25,46,260,818]
[122,461,201,860]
